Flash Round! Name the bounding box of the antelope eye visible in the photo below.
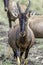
[25,16,28,21]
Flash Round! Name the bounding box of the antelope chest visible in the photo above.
[16,37,31,52]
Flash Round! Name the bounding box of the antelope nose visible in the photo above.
[19,31,26,37]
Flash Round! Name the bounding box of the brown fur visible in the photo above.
[7,1,26,28]
[8,22,35,56]
[8,1,35,64]
[29,15,43,38]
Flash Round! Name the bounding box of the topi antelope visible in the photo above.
[8,1,35,65]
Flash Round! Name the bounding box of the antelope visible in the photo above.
[4,0,27,28]
[7,1,19,28]
[8,1,35,65]
[29,15,43,38]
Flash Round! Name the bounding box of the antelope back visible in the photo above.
[29,15,43,38]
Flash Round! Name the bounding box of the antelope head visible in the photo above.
[17,0,31,37]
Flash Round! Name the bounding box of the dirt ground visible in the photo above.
[0,21,43,65]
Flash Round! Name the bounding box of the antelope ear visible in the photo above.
[26,11,31,18]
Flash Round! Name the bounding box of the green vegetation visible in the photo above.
[0,0,8,24]
[30,0,43,14]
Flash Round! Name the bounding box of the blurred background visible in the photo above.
[0,0,43,65]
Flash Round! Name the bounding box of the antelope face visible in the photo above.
[19,13,27,37]
[17,0,30,37]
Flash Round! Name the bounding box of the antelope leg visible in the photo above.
[24,47,29,65]
[24,58,28,65]
[17,56,20,65]
[16,48,21,65]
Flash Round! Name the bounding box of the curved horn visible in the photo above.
[17,1,22,14]
[25,0,31,14]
